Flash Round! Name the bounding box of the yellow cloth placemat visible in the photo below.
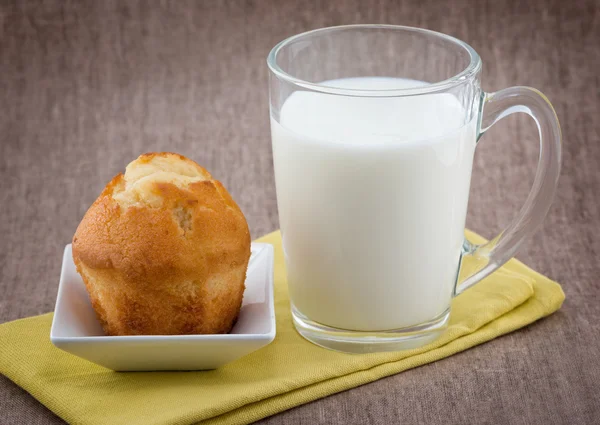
[0,230,564,425]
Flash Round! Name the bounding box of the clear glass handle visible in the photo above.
[455,87,562,295]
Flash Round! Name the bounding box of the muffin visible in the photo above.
[72,152,251,336]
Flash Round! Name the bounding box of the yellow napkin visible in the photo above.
[0,230,564,425]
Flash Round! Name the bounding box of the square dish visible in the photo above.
[50,243,275,371]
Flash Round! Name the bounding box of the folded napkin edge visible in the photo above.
[198,277,564,425]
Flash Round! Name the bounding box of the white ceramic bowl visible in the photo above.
[50,243,275,371]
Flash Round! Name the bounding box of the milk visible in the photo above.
[271,77,477,331]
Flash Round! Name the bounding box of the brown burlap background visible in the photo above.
[1,1,598,424]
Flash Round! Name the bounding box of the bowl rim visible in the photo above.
[50,243,276,343]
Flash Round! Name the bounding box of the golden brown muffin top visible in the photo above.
[72,152,250,280]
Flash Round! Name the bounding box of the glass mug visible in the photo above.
[267,25,561,353]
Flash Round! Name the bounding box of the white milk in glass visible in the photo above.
[271,77,476,331]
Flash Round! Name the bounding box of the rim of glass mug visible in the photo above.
[266,24,482,97]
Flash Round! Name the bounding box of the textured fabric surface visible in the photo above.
[0,0,598,424]
[0,231,564,425]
